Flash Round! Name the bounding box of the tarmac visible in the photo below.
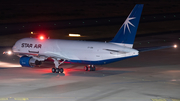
[0,33,179,101]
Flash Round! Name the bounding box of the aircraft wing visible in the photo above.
[12,51,68,61]
[13,52,39,56]
[137,45,176,52]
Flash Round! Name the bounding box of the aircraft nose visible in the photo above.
[12,45,17,52]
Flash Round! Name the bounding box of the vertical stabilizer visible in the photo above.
[110,4,143,48]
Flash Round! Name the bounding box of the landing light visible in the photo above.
[7,51,12,55]
[3,50,12,55]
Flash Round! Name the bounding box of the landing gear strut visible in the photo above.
[84,65,96,71]
[52,59,65,73]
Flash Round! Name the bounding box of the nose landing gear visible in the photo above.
[52,59,65,73]
[52,68,64,73]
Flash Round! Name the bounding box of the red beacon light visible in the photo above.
[39,36,44,40]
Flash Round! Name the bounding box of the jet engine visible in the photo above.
[20,56,42,67]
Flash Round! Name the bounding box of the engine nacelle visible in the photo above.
[20,56,42,67]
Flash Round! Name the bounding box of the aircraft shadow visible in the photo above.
[64,70,132,77]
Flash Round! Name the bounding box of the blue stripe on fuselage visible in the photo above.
[68,55,138,65]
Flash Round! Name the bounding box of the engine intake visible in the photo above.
[20,56,42,67]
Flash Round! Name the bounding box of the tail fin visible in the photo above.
[110,4,143,48]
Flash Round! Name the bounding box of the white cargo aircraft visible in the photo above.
[6,4,163,73]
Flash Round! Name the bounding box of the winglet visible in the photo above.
[110,4,143,48]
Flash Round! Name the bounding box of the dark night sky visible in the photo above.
[0,0,180,23]
[0,0,180,46]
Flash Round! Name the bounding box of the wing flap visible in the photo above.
[104,49,128,54]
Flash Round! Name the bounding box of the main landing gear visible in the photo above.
[51,59,96,73]
[84,65,96,71]
[52,59,65,73]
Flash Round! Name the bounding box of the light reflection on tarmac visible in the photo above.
[0,61,21,67]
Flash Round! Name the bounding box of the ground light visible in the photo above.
[69,33,81,37]
[174,44,177,48]
[0,61,21,67]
